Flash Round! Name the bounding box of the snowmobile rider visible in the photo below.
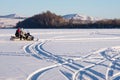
[14,28,34,41]
[15,27,21,38]
[20,28,26,40]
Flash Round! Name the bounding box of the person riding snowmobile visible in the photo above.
[20,28,26,40]
[15,27,21,38]
[13,28,34,41]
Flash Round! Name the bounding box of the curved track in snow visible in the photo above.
[73,47,120,80]
[24,40,68,80]
[23,34,120,80]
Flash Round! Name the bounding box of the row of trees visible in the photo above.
[16,11,68,28]
[16,11,120,28]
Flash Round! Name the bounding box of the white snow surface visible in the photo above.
[0,29,120,80]
[0,18,24,28]
[0,14,25,28]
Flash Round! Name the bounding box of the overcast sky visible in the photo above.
[0,0,120,19]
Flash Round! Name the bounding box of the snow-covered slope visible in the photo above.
[63,14,101,21]
[0,18,24,28]
[0,14,26,19]
[0,14,25,28]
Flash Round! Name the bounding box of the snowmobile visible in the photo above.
[10,32,34,41]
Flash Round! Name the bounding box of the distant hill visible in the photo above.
[0,14,25,28]
[62,14,102,24]
[63,14,101,21]
[0,14,26,19]
[16,11,67,28]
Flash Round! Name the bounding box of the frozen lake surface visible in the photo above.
[0,29,120,80]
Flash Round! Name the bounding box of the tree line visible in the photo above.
[16,11,120,28]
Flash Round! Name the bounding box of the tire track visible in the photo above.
[100,47,120,80]
[72,47,120,80]
[23,36,120,80]
[24,41,106,80]
[24,40,68,80]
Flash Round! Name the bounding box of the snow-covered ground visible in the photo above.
[0,29,120,80]
[0,18,24,28]
[0,14,25,28]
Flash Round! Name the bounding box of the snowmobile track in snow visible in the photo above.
[24,38,120,80]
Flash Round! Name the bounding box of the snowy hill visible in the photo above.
[0,14,26,19]
[0,14,26,28]
[63,14,101,22]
